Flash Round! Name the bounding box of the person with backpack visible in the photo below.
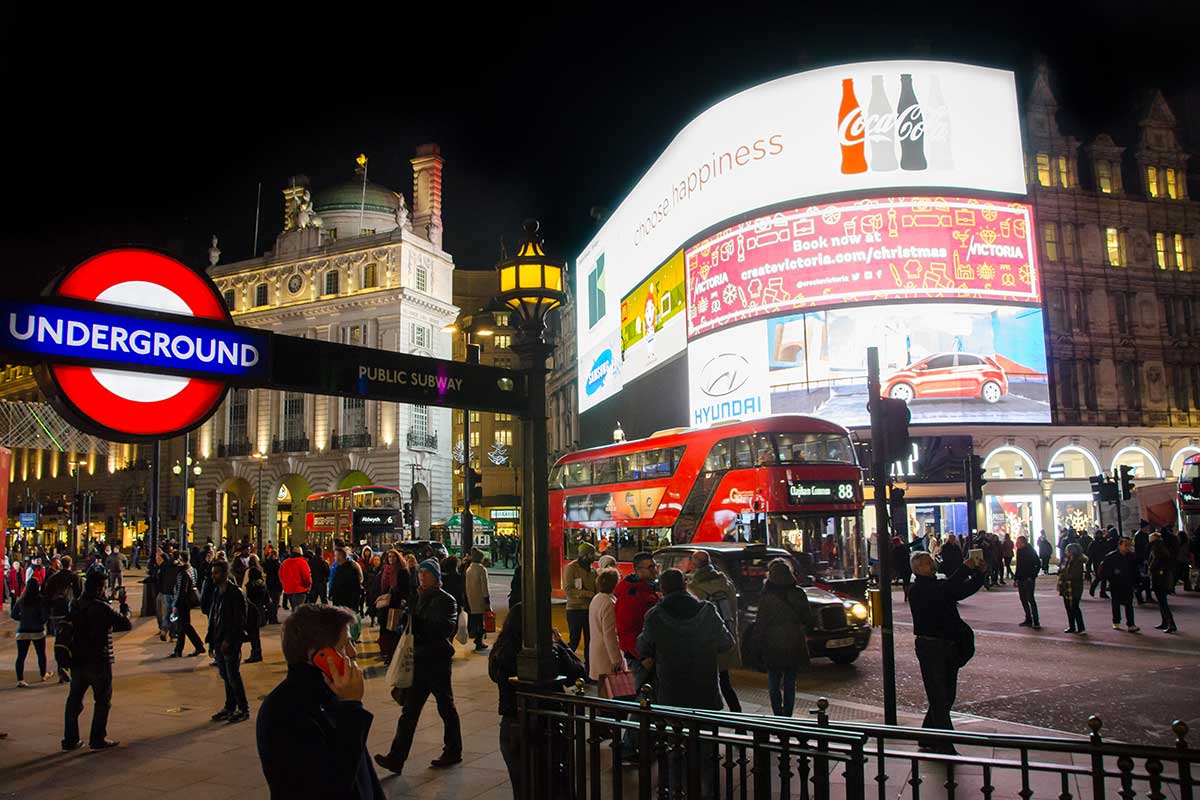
[169,552,206,658]
[687,550,742,712]
[44,556,82,683]
[244,555,268,662]
[746,558,812,717]
[13,577,52,687]
[62,568,132,751]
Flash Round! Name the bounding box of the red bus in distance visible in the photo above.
[305,485,403,558]
[1179,454,1200,515]
[548,415,867,596]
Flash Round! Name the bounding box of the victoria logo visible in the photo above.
[585,348,615,396]
[699,353,750,398]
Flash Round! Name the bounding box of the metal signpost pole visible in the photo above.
[150,440,161,562]
[867,346,898,726]
[180,431,189,552]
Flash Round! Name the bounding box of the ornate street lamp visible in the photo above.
[172,433,202,551]
[495,219,566,682]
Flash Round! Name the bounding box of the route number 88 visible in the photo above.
[837,483,854,500]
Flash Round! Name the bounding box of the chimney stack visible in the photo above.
[410,143,444,249]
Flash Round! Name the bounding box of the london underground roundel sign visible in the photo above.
[39,249,237,440]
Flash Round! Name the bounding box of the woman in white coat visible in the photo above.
[587,568,626,681]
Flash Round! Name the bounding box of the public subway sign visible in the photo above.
[0,248,527,442]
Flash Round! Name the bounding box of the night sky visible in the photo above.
[1,3,1196,294]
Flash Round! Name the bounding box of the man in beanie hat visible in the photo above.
[375,558,462,775]
[563,541,598,672]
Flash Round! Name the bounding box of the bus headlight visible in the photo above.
[844,601,869,624]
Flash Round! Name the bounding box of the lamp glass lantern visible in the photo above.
[496,220,567,327]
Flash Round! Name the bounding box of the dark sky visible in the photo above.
[1,2,1196,294]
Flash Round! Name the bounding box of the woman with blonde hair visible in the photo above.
[587,568,625,683]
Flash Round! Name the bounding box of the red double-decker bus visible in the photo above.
[549,415,866,595]
[305,485,403,557]
[1178,454,1200,516]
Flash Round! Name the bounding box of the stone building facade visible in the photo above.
[194,144,458,549]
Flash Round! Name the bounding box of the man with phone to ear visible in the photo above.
[256,604,384,800]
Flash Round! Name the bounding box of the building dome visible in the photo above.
[313,170,400,215]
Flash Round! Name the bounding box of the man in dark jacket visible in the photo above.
[1134,521,1151,603]
[909,550,987,754]
[263,548,282,624]
[1013,535,1041,629]
[256,603,384,800]
[309,551,331,605]
[375,559,462,775]
[1100,537,1139,631]
[208,560,250,723]
[330,548,364,612]
[1088,533,1111,598]
[62,569,132,751]
[938,535,963,576]
[156,551,180,642]
[637,567,731,795]
[1036,533,1054,575]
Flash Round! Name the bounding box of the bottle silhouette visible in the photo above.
[897,73,927,171]
[838,78,868,174]
[867,75,898,172]
[925,74,953,169]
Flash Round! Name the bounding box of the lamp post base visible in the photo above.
[516,647,558,684]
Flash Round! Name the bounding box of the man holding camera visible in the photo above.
[908,550,987,754]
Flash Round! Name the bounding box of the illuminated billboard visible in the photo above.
[576,59,1026,413]
[686,196,1039,338]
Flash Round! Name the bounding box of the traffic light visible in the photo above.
[874,397,912,463]
[1089,474,1106,502]
[467,468,483,504]
[969,454,987,499]
[1119,465,1134,501]
[402,502,414,527]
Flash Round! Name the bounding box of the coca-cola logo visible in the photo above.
[838,108,864,147]
[896,104,924,143]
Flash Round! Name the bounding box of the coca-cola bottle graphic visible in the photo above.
[838,78,867,174]
[867,74,898,172]
[924,74,953,169]
[897,73,927,171]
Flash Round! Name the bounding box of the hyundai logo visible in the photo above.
[700,353,750,397]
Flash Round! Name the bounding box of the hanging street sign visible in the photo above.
[0,248,527,442]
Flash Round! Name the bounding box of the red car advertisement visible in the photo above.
[686,196,1040,338]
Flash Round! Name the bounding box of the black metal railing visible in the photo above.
[271,436,310,454]
[330,431,371,450]
[218,440,253,458]
[407,430,438,450]
[515,684,1200,800]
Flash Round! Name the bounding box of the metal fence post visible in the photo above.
[1088,716,1106,800]
[1177,721,1194,800]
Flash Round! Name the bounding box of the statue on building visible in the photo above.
[208,235,221,266]
[394,192,412,230]
[294,189,323,230]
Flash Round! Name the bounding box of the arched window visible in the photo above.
[982,446,1036,480]
[1047,446,1101,479]
[1111,446,1162,479]
[1170,447,1200,478]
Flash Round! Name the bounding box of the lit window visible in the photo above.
[1147,166,1160,198]
[1057,155,1070,188]
[415,266,428,293]
[469,430,480,448]
[222,289,236,311]
[361,228,375,236]
[324,270,339,295]
[1036,153,1052,187]
[469,411,480,423]
[254,283,268,307]
[362,263,377,289]
[1042,223,1059,261]
[1062,223,1077,262]
[1106,227,1123,267]
[1097,161,1113,194]
[1175,234,1189,272]
[1156,233,1168,270]
[495,413,513,423]
[1166,168,1179,199]
[341,323,369,346]
[495,429,513,446]
[494,334,511,350]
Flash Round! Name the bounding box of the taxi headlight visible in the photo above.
[844,601,869,624]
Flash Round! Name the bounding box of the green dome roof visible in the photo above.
[313,172,400,214]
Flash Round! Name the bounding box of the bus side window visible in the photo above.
[732,437,754,468]
[704,439,734,472]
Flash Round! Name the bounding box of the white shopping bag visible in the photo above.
[387,617,414,690]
